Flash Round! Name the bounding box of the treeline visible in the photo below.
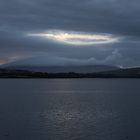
[0,68,140,78]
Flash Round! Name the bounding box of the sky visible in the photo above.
[0,0,140,67]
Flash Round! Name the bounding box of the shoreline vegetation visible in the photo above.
[0,68,140,78]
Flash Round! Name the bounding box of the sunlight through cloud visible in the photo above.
[28,30,119,45]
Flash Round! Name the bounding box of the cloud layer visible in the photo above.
[0,0,140,67]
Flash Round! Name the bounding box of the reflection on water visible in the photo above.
[0,79,140,140]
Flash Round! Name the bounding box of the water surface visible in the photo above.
[0,79,140,140]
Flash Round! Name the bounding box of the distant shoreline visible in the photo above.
[0,68,140,78]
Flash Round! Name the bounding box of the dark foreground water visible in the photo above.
[0,79,140,140]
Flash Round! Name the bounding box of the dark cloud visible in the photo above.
[0,0,140,67]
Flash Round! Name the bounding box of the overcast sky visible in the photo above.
[0,0,140,67]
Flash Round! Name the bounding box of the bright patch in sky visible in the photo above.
[28,30,118,45]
